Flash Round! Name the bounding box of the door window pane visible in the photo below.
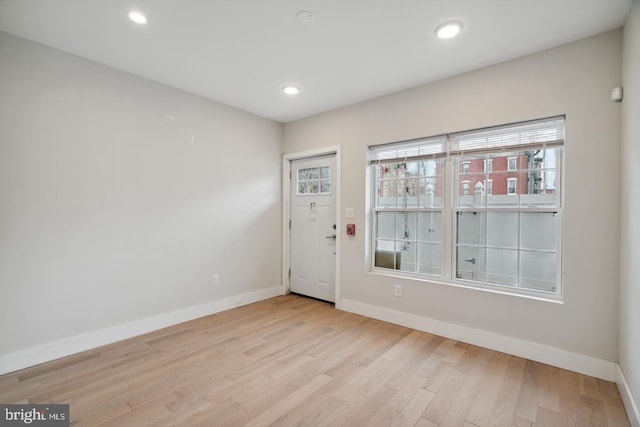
[297,167,331,195]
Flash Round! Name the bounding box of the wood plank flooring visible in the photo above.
[0,295,630,426]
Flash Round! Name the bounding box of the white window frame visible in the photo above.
[484,159,493,173]
[507,178,517,195]
[462,162,470,174]
[462,180,470,195]
[485,179,493,195]
[369,116,564,300]
[507,156,517,172]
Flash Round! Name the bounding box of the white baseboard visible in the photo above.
[0,286,284,375]
[336,298,617,382]
[617,364,640,427]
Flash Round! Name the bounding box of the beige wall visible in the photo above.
[284,30,622,361]
[0,32,283,355]
[621,0,640,412]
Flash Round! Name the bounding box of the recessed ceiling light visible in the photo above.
[435,21,462,39]
[128,11,148,25]
[282,85,300,95]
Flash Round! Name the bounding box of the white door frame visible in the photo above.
[283,146,341,302]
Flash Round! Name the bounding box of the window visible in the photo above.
[372,137,445,274]
[297,166,331,195]
[370,117,564,298]
[462,181,470,195]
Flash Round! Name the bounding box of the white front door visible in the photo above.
[290,155,336,302]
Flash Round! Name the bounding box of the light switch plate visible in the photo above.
[346,208,355,219]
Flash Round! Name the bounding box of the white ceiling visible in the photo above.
[0,0,632,123]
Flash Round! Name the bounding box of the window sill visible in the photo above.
[368,268,564,304]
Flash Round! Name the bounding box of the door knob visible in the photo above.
[325,235,337,239]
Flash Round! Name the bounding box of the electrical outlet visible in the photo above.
[394,284,402,297]
[212,274,220,287]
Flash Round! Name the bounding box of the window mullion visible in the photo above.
[443,156,455,281]
[516,211,521,289]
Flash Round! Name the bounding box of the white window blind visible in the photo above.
[371,137,447,163]
[450,116,565,155]
[370,116,565,163]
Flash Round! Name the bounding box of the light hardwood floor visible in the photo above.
[0,295,630,426]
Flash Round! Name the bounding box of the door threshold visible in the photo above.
[289,292,335,308]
